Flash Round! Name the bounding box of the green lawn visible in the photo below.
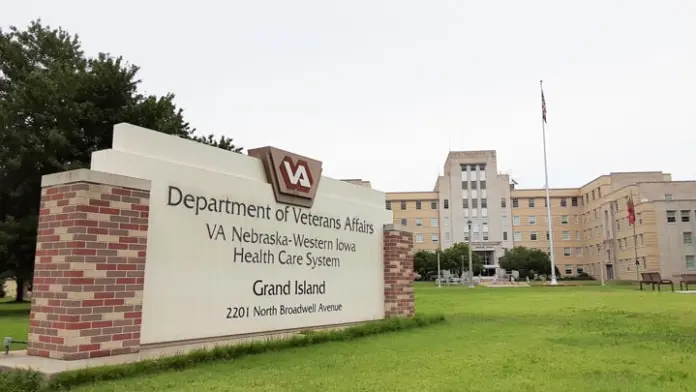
[4,284,696,391]
[0,298,30,350]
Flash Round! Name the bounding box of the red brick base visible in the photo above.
[383,225,415,318]
[27,169,151,360]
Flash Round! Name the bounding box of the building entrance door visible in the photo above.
[606,264,614,280]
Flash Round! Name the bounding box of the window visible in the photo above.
[562,231,571,240]
[530,232,538,241]
[461,181,469,190]
[546,231,550,240]
[575,247,582,256]
[415,201,421,210]
[667,210,676,223]
[684,232,692,244]
[431,218,438,227]
[512,198,519,208]
[598,187,602,198]
[513,216,520,225]
[665,193,673,201]
[480,181,487,189]
[561,216,569,224]
[686,255,696,269]
[444,217,449,226]
[501,198,507,208]
[444,199,449,209]
[470,181,477,190]
[513,232,523,241]
[503,232,508,241]
[385,201,391,210]
[576,231,580,240]
[527,216,536,225]
[472,199,478,209]
[544,198,548,207]
[415,233,423,243]
[464,233,470,241]
[682,210,691,222]
[564,264,572,274]
[529,198,535,207]
[571,197,578,207]
[400,218,407,226]
[483,233,489,241]
[463,199,469,208]
[481,199,488,208]
[481,208,488,217]
[561,198,567,207]
[431,234,439,242]
[563,248,572,256]
[577,266,584,274]
[400,201,406,210]
[431,201,437,209]
[415,218,423,227]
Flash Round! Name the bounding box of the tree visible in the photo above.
[0,20,243,301]
[413,250,436,281]
[498,246,557,280]
[442,242,483,276]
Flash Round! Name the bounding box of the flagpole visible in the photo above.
[630,192,640,283]
[540,80,558,286]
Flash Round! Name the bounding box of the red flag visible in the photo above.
[627,193,636,225]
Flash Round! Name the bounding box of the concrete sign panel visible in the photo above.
[90,124,392,345]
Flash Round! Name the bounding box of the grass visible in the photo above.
[0,298,30,350]
[4,284,696,391]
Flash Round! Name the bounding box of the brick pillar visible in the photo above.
[27,169,151,360]
[383,224,415,318]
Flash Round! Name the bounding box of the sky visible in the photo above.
[5,0,696,192]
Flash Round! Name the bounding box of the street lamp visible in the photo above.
[467,220,474,288]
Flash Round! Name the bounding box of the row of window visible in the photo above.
[512,197,580,208]
[513,231,579,241]
[414,233,440,243]
[666,210,694,223]
[513,215,576,225]
[386,200,438,211]
[397,218,439,227]
[563,265,585,275]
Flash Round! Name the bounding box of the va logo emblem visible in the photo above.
[248,146,323,208]
[280,157,313,193]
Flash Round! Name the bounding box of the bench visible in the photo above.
[639,272,674,292]
[679,274,696,291]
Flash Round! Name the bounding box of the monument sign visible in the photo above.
[25,123,414,360]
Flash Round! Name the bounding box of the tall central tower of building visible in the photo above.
[435,151,514,274]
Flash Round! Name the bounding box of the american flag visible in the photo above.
[541,88,547,123]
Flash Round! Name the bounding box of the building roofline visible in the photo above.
[576,171,670,189]
[512,187,581,192]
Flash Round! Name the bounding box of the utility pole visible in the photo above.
[467,220,474,288]
[436,251,441,288]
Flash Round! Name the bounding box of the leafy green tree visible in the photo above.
[412,250,435,280]
[498,246,559,279]
[442,242,483,276]
[0,20,243,301]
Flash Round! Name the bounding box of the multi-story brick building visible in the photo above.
[353,150,696,281]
